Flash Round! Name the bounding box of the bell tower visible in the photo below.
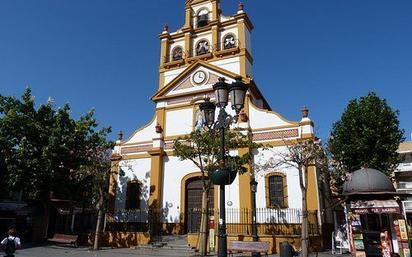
[157,0,254,90]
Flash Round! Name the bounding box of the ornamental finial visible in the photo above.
[117,130,123,141]
[163,24,169,32]
[301,106,309,118]
[239,2,244,11]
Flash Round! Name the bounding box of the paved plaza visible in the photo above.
[13,245,347,257]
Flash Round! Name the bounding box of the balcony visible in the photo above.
[397,181,412,191]
[396,162,412,172]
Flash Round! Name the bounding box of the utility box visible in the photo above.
[280,241,294,257]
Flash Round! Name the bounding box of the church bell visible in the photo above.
[197,14,209,27]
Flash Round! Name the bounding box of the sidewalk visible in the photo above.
[16,245,350,257]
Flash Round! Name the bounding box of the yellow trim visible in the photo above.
[168,9,251,41]
[180,172,212,224]
[299,120,314,126]
[160,35,170,67]
[184,33,192,59]
[156,108,166,136]
[301,133,315,140]
[212,25,219,51]
[148,151,164,209]
[108,160,121,215]
[165,104,194,112]
[163,102,195,111]
[212,1,218,21]
[184,7,192,28]
[306,165,319,211]
[121,140,153,146]
[159,70,166,89]
[164,134,190,141]
[251,124,300,132]
[237,20,247,77]
[265,172,288,209]
[238,149,252,212]
[155,88,212,101]
[159,49,251,73]
[152,60,248,101]
[121,154,152,160]
[233,12,254,31]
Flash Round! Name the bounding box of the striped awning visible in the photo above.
[350,200,401,214]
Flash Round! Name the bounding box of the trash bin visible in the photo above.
[280,241,294,257]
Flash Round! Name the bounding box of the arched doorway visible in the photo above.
[185,176,214,233]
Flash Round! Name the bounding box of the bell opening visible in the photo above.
[197,14,209,28]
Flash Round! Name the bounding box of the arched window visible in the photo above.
[266,173,287,208]
[196,40,209,56]
[223,34,236,49]
[197,9,209,28]
[125,180,141,210]
[172,46,183,61]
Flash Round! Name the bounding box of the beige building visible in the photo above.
[395,141,412,221]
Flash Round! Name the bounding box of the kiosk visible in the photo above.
[343,168,410,257]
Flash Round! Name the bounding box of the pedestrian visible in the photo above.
[1,228,21,257]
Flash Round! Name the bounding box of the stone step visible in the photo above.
[133,244,196,252]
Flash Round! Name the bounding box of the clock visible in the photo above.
[193,70,207,85]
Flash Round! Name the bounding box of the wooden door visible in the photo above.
[185,177,214,233]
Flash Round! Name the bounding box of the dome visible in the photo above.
[343,168,395,195]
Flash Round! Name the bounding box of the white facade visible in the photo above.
[111,0,321,227]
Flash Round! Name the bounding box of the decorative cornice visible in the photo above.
[252,129,299,142]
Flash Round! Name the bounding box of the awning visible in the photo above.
[350,199,401,214]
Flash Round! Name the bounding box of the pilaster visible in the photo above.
[184,7,192,28]
[148,147,165,210]
[212,25,219,52]
[108,154,122,219]
[184,33,192,59]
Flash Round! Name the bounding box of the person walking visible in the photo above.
[1,228,21,257]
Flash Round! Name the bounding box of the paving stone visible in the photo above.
[16,246,351,257]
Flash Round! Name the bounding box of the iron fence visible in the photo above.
[188,208,319,236]
[106,208,319,236]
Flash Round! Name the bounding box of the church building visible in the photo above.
[108,0,326,251]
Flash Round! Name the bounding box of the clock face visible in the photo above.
[193,71,207,85]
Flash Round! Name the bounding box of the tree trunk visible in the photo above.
[93,187,105,250]
[199,188,209,256]
[40,197,51,240]
[300,165,309,257]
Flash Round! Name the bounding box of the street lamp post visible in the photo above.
[199,76,248,257]
[250,178,261,257]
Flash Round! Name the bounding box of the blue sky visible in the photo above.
[0,0,411,141]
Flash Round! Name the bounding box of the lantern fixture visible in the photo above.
[199,98,216,129]
[250,179,258,193]
[228,76,248,114]
[212,77,229,108]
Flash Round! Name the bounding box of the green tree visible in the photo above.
[0,88,112,239]
[173,128,258,256]
[328,92,404,189]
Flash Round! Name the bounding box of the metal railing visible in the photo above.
[163,39,243,64]
[188,208,319,236]
[106,208,319,236]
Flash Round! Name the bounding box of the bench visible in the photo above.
[228,241,270,256]
[48,233,79,247]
